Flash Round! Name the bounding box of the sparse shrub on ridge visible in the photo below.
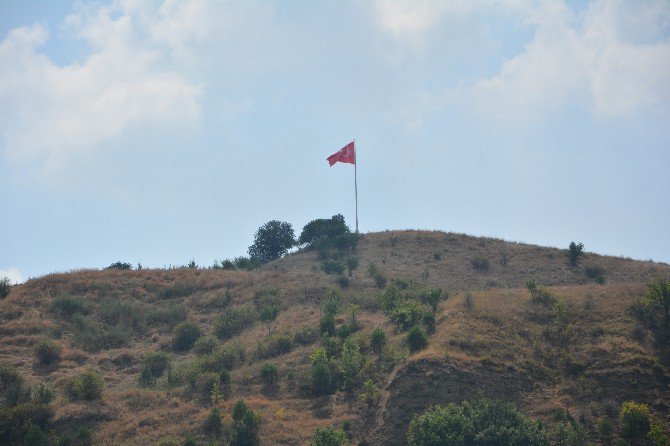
[106,261,132,270]
[0,277,11,299]
[567,241,584,266]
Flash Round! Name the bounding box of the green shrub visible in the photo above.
[193,372,219,399]
[97,300,144,332]
[33,339,62,365]
[204,407,223,438]
[0,277,11,299]
[51,294,87,318]
[422,312,436,334]
[31,383,54,405]
[360,379,381,408]
[256,332,293,359]
[64,370,104,401]
[259,305,280,332]
[230,400,260,446]
[321,336,343,358]
[183,434,196,446]
[648,423,670,446]
[0,364,29,406]
[391,300,430,332]
[260,363,278,386]
[585,266,605,283]
[310,348,333,396]
[567,242,584,266]
[407,397,546,446]
[142,352,170,377]
[378,344,408,372]
[22,423,47,446]
[138,367,155,388]
[214,305,258,340]
[525,278,556,306]
[106,261,132,270]
[368,262,387,289]
[421,288,443,314]
[319,314,336,337]
[598,417,614,445]
[173,322,202,352]
[311,426,347,446]
[145,305,187,328]
[294,325,317,346]
[193,335,219,356]
[338,338,365,389]
[157,283,196,300]
[0,403,52,442]
[406,326,428,353]
[370,328,387,354]
[219,368,231,385]
[299,214,351,246]
[199,342,246,372]
[471,256,490,272]
[335,275,350,289]
[619,401,651,439]
[346,257,359,276]
[322,260,345,275]
[644,278,670,325]
[71,315,129,351]
[75,426,92,445]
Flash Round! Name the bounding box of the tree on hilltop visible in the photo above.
[248,220,295,264]
[298,214,350,246]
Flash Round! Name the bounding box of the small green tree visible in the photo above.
[407,326,428,353]
[360,379,380,409]
[0,277,11,299]
[259,305,280,334]
[567,242,584,266]
[619,401,651,440]
[248,220,295,264]
[370,328,387,354]
[644,278,670,325]
[310,348,333,396]
[230,400,260,446]
[260,363,278,386]
[311,426,347,446]
[422,288,443,314]
[338,338,365,389]
[204,407,223,438]
[346,257,359,277]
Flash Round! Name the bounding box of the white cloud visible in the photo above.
[0,268,23,285]
[0,1,203,178]
[460,0,670,121]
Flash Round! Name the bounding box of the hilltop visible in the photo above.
[1,230,669,445]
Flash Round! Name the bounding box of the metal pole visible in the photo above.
[354,139,358,234]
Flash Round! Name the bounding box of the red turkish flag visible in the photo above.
[327,141,355,166]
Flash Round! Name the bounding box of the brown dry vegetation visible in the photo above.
[1,230,669,445]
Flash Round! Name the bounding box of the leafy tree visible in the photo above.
[204,407,223,438]
[346,257,359,276]
[230,400,260,446]
[248,220,295,264]
[338,338,365,389]
[360,379,380,409]
[407,326,428,353]
[645,278,670,325]
[0,277,11,299]
[259,305,280,334]
[619,401,651,440]
[567,242,584,266]
[311,426,347,446]
[422,288,443,314]
[407,397,548,446]
[310,348,333,396]
[260,363,278,386]
[370,328,387,354]
[299,214,350,246]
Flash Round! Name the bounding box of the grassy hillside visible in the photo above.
[1,231,669,445]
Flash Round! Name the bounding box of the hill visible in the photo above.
[1,231,669,445]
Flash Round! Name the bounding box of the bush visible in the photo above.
[97,300,143,332]
[421,288,443,314]
[106,261,132,270]
[204,407,223,438]
[391,300,430,332]
[407,397,547,446]
[310,348,333,396]
[346,257,359,276]
[64,370,104,401]
[256,333,293,359]
[525,278,556,306]
[585,266,606,283]
[471,256,490,272]
[299,214,351,246]
[219,368,231,385]
[156,282,197,300]
[294,325,317,346]
[423,312,436,334]
[193,372,219,399]
[0,277,11,299]
[51,294,87,318]
[0,364,29,407]
[145,305,187,328]
[645,278,670,326]
[199,343,246,372]
[260,363,278,386]
[378,344,408,372]
[320,314,336,337]
[619,401,651,439]
[142,352,170,377]
[368,262,387,289]
[31,383,54,405]
[370,328,387,354]
[335,275,350,289]
[567,242,584,266]
[71,315,129,352]
[0,403,52,442]
[23,423,47,446]
[322,260,345,275]
[338,338,365,389]
[214,305,258,340]
[407,326,428,353]
[230,400,260,446]
[311,426,347,446]
[248,220,295,263]
[33,339,62,365]
[597,417,614,445]
[172,322,202,352]
[193,335,219,356]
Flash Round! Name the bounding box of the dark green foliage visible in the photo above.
[0,364,29,407]
[619,401,651,439]
[214,305,258,340]
[310,348,333,396]
[407,326,428,352]
[370,328,387,354]
[421,288,443,314]
[256,332,293,359]
[138,367,156,388]
[368,262,387,289]
[423,312,436,335]
[0,403,52,442]
[259,305,280,330]
[230,400,260,446]
[311,426,347,446]
[567,242,584,266]
[75,426,92,445]
[248,220,295,263]
[598,418,614,445]
[320,314,336,337]
[106,261,132,270]
[51,294,87,318]
[193,372,219,399]
[97,300,144,332]
[260,363,278,386]
[183,434,196,446]
[33,339,62,365]
[391,300,430,332]
[193,335,219,356]
[585,266,605,284]
[525,278,556,306]
[199,343,246,372]
[219,368,231,385]
[31,383,54,405]
[645,278,670,325]
[546,409,587,446]
[335,275,350,289]
[299,214,350,246]
[65,370,104,401]
[471,256,490,272]
[294,325,317,346]
[407,397,547,446]
[0,277,10,299]
[338,337,365,389]
[173,322,203,352]
[321,336,343,358]
[56,433,72,446]
[142,352,170,377]
[204,407,222,438]
[23,423,47,446]
[346,257,359,276]
[322,260,345,275]
[233,256,261,271]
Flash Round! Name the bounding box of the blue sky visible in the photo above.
[1,0,669,283]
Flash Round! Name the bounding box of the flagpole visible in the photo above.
[354,139,358,234]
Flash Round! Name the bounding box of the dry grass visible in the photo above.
[1,230,669,445]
